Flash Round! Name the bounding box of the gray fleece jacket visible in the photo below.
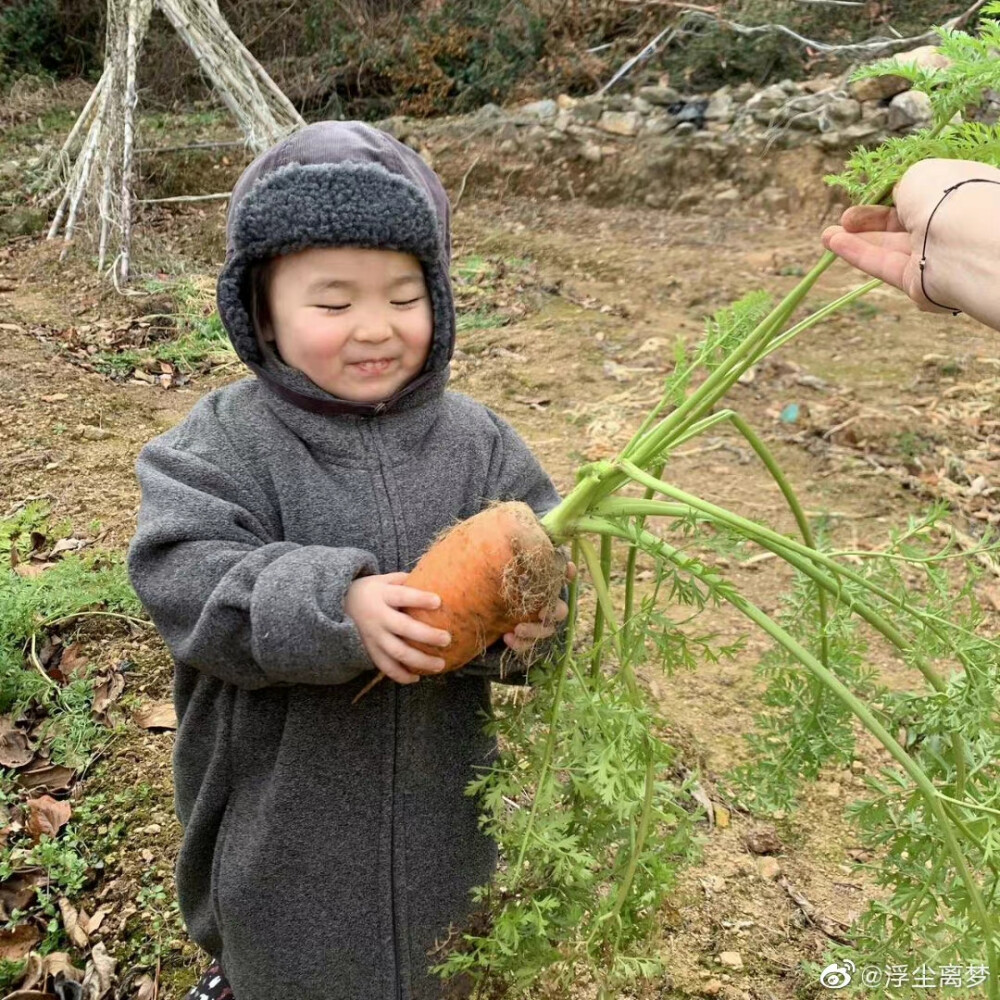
[126,122,565,1000]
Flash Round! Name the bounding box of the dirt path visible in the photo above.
[2,190,996,999]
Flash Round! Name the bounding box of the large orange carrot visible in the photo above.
[351,501,566,704]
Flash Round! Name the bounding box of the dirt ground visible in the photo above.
[2,154,998,999]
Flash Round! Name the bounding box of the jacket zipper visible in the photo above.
[365,422,405,1000]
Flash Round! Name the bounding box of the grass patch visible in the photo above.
[0,502,148,976]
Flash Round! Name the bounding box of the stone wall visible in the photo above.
[379,45,999,218]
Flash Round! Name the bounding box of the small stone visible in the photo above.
[571,100,604,124]
[705,87,734,123]
[718,951,744,970]
[598,110,642,136]
[743,825,782,855]
[821,781,842,800]
[889,89,933,130]
[631,95,653,115]
[842,120,885,143]
[757,857,781,880]
[76,425,113,441]
[849,74,910,103]
[556,93,577,110]
[895,44,953,73]
[787,109,823,132]
[851,759,865,773]
[520,99,558,120]
[474,103,503,120]
[638,84,680,106]
[497,138,518,155]
[142,823,162,835]
[820,97,862,130]
[553,110,572,133]
[675,122,696,136]
[702,980,724,996]
[141,848,155,863]
[578,141,602,164]
[714,188,740,203]
[642,114,676,136]
[674,190,703,210]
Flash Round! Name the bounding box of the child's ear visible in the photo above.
[250,262,276,344]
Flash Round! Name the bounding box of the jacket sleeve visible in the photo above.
[452,409,570,686]
[127,435,379,690]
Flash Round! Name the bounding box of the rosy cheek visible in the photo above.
[292,317,346,361]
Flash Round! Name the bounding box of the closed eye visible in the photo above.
[314,297,423,312]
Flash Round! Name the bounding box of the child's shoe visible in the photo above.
[183,957,234,999]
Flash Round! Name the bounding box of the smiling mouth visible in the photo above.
[350,358,395,374]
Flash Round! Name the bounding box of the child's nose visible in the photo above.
[353,313,393,341]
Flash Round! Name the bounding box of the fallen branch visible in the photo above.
[678,0,990,57]
[777,875,854,944]
[137,192,233,204]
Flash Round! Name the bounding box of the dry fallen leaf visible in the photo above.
[58,897,90,949]
[54,645,91,684]
[0,717,34,769]
[135,975,157,1000]
[16,763,75,794]
[133,700,177,731]
[83,905,111,935]
[14,950,85,993]
[0,922,41,960]
[26,795,72,843]
[714,805,731,829]
[41,949,85,983]
[80,940,116,1000]
[47,537,88,558]
[13,561,54,579]
[0,870,46,918]
[91,671,126,721]
[0,990,58,999]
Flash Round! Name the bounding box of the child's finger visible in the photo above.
[384,635,446,674]
[566,561,577,581]
[389,610,451,648]
[385,586,443,610]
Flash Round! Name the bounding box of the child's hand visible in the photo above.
[502,561,576,654]
[345,572,451,685]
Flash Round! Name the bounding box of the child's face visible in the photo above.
[262,246,434,403]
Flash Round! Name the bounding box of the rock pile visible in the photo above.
[377,44,999,216]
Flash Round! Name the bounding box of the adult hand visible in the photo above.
[821,158,1000,322]
[502,560,577,653]
[345,572,451,685]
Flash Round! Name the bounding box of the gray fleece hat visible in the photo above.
[216,120,455,417]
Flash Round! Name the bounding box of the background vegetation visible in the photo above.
[0,0,963,117]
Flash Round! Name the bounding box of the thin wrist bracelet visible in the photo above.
[919,176,1000,316]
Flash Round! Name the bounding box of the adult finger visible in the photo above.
[539,599,568,625]
[822,229,912,290]
[515,622,555,640]
[383,586,443,610]
[839,204,893,234]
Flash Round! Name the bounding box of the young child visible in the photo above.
[126,120,572,1000]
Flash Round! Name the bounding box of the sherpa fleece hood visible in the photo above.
[216,120,456,417]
